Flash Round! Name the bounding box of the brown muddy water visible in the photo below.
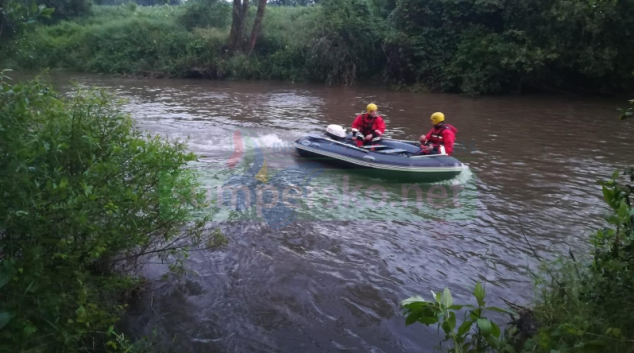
[15,72,634,352]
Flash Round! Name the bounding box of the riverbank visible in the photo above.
[2,0,634,95]
[0,72,227,353]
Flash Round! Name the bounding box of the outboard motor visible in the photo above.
[325,124,347,141]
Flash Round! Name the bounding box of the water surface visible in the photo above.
[20,72,634,353]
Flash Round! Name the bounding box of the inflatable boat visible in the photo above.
[294,125,465,182]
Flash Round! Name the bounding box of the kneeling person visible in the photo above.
[351,103,386,147]
[419,112,458,155]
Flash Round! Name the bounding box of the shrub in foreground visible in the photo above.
[0,72,214,352]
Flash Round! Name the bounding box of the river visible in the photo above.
[18,72,634,352]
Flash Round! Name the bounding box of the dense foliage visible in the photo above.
[1,0,92,23]
[0,72,216,352]
[178,0,228,31]
[402,284,516,352]
[2,0,634,93]
[0,0,54,38]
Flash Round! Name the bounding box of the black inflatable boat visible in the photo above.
[294,125,465,182]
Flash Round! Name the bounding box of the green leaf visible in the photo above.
[75,305,87,323]
[477,318,492,335]
[618,201,631,221]
[484,334,499,349]
[491,321,501,338]
[432,290,441,304]
[23,324,37,336]
[474,282,485,306]
[606,327,621,338]
[441,287,453,308]
[442,320,451,335]
[401,295,425,307]
[602,186,615,207]
[611,170,619,180]
[405,311,420,326]
[0,311,11,330]
[418,316,439,325]
[564,325,581,336]
[448,311,457,330]
[40,7,54,18]
[457,319,473,336]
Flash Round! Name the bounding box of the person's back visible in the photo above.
[351,103,386,147]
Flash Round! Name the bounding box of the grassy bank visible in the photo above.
[1,4,321,81]
[3,0,634,94]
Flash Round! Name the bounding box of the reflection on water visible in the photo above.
[17,72,634,352]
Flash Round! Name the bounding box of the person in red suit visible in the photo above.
[351,103,386,147]
[419,112,458,155]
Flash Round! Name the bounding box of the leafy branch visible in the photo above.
[402,283,516,353]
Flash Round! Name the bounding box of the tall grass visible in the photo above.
[1,4,323,80]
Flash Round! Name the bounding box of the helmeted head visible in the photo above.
[430,112,445,125]
[366,103,378,118]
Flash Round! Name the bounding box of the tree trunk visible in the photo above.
[0,14,6,39]
[226,0,249,54]
[226,0,242,53]
[239,0,249,50]
[248,0,267,56]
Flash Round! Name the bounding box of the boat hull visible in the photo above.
[294,134,464,183]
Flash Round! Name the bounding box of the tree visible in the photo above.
[226,0,268,55]
[248,0,267,55]
[226,0,249,53]
[0,0,53,39]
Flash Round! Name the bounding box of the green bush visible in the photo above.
[0,72,213,352]
[388,0,634,93]
[442,28,549,95]
[3,0,634,93]
[0,0,55,39]
[304,0,384,84]
[402,284,516,353]
[178,0,230,31]
[12,15,197,75]
[40,0,93,20]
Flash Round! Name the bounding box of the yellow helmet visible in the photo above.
[431,112,445,125]
[366,103,378,112]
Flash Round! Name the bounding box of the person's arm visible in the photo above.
[442,129,455,155]
[420,129,432,144]
[374,117,386,135]
[351,115,362,130]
